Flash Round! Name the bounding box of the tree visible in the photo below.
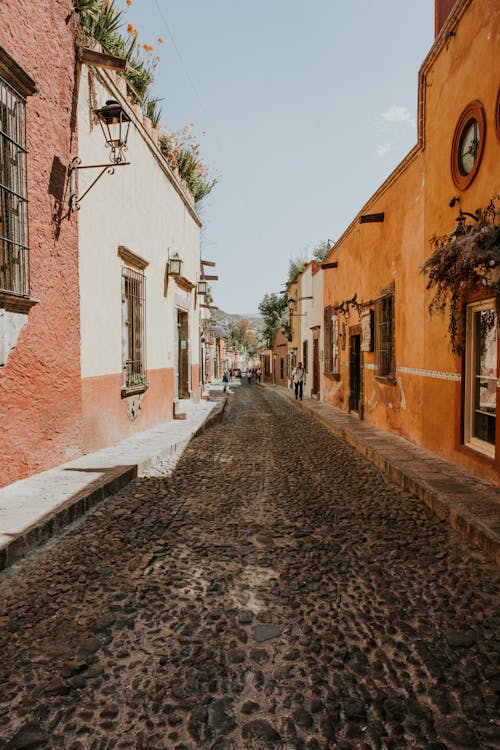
[227,319,256,353]
[258,293,287,348]
[313,239,333,263]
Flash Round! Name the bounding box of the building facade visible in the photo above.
[76,57,203,452]
[321,0,500,483]
[0,0,81,487]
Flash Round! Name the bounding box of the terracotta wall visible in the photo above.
[191,363,201,402]
[323,153,425,444]
[81,368,174,453]
[0,0,81,486]
[322,0,500,484]
[422,0,500,481]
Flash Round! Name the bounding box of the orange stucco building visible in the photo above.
[322,0,500,483]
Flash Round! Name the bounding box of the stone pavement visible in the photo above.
[0,392,226,572]
[0,383,498,750]
[265,384,500,566]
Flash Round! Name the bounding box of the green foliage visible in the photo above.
[77,0,158,105]
[258,293,287,348]
[158,130,217,205]
[77,1,217,205]
[422,200,500,353]
[226,319,256,354]
[313,239,332,262]
[143,96,163,128]
[288,255,308,284]
[77,0,123,45]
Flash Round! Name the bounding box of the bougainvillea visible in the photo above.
[421,198,500,353]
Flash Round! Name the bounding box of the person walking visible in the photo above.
[293,362,306,400]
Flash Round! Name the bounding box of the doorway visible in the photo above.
[349,332,361,415]
[177,310,189,399]
[312,333,320,397]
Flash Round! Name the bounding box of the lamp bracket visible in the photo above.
[69,156,130,212]
[459,209,481,222]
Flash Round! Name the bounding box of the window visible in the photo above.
[332,315,339,374]
[375,287,395,380]
[302,340,308,373]
[323,305,340,376]
[122,266,147,394]
[280,357,284,380]
[0,74,29,297]
[464,298,497,458]
[451,101,486,190]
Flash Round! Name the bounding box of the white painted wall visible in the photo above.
[77,66,201,388]
[299,262,323,400]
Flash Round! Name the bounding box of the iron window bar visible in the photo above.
[122,266,147,394]
[0,73,29,296]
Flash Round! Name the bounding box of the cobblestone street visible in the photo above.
[0,384,499,750]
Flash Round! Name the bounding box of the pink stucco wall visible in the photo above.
[0,0,82,487]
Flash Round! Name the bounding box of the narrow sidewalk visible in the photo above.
[0,395,225,572]
[267,384,500,566]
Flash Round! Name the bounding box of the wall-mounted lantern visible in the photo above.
[167,251,183,277]
[197,279,208,295]
[69,99,131,212]
[95,99,131,164]
[448,197,481,239]
[287,297,296,313]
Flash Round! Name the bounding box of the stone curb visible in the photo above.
[0,466,137,572]
[271,386,500,566]
[0,397,227,573]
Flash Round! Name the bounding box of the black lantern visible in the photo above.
[197,279,208,295]
[287,297,296,313]
[168,252,183,276]
[449,209,480,240]
[95,99,131,164]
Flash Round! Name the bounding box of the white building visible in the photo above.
[299,261,324,400]
[76,55,203,451]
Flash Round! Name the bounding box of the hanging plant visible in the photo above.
[421,198,500,353]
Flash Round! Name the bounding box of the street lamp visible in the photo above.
[69,99,131,212]
[197,279,208,295]
[287,298,296,313]
[95,99,131,164]
[167,252,183,276]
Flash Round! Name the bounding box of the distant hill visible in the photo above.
[213,310,264,334]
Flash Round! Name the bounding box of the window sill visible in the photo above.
[325,372,341,381]
[462,440,495,461]
[0,291,38,314]
[121,384,148,398]
[375,375,397,386]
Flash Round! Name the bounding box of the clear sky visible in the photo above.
[126,0,436,315]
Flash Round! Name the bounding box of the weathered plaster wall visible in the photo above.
[323,153,425,444]
[322,0,499,484]
[422,0,500,481]
[0,0,81,487]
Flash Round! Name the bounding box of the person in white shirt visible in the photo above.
[292,362,306,400]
